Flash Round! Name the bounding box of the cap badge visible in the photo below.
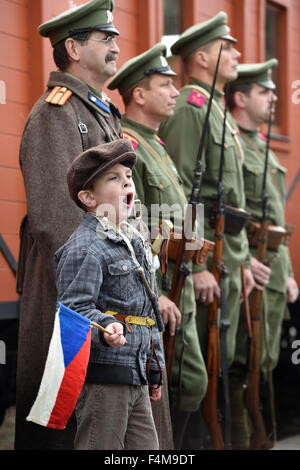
[160,56,169,67]
[106,10,113,24]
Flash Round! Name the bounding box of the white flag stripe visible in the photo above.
[26,313,65,426]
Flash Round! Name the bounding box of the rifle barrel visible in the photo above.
[190,44,223,207]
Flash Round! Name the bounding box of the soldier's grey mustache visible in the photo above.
[105,53,117,64]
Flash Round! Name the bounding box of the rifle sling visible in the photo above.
[182,85,244,164]
[122,127,188,202]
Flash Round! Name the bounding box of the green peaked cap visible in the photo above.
[38,0,119,47]
[233,58,279,90]
[171,11,237,59]
[108,43,176,95]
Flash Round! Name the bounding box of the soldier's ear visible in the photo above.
[194,49,209,69]
[132,86,146,106]
[234,91,248,109]
[65,37,80,62]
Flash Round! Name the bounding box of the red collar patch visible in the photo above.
[187,90,207,108]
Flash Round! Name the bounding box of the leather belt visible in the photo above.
[105,310,155,333]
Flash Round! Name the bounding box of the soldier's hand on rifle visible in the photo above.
[287,277,299,303]
[240,267,255,301]
[158,295,181,336]
[250,257,271,290]
[192,270,220,304]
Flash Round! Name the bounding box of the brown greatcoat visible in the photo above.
[15,71,122,450]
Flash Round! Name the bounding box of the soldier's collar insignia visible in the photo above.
[123,131,138,151]
[109,101,122,119]
[155,135,167,148]
[187,90,207,108]
[88,92,111,114]
[259,132,267,142]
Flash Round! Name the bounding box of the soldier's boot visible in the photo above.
[229,377,251,450]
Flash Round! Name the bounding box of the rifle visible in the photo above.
[202,81,231,450]
[244,97,274,450]
[163,44,223,381]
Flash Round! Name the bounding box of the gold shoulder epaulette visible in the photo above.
[45,86,73,106]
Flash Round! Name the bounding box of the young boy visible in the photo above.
[54,139,165,450]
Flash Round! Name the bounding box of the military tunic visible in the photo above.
[159,78,251,365]
[16,71,122,450]
[234,128,293,377]
[121,116,208,415]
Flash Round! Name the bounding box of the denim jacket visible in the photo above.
[54,212,165,386]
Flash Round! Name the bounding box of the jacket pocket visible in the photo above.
[210,131,238,174]
[243,163,264,199]
[145,173,173,204]
[106,257,138,301]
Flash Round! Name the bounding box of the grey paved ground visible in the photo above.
[0,406,299,450]
[272,435,300,450]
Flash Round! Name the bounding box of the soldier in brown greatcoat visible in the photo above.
[15,0,123,450]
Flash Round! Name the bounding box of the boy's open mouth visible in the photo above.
[123,192,134,207]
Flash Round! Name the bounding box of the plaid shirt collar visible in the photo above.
[82,212,138,244]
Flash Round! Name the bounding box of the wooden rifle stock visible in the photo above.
[244,95,275,450]
[244,220,273,450]
[164,216,194,381]
[202,80,231,450]
[202,213,225,450]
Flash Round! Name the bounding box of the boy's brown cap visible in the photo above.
[67,139,137,206]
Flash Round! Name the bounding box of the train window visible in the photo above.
[162,0,186,86]
[266,2,285,133]
[162,0,185,56]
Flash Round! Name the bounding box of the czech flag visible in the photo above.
[26,303,91,430]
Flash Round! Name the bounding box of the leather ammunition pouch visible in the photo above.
[167,232,215,266]
[207,204,251,235]
[246,221,287,251]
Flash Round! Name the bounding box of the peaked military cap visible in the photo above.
[171,11,237,59]
[233,58,279,90]
[67,139,137,206]
[39,0,119,47]
[108,43,176,94]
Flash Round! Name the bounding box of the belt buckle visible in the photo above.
[124,315,134,333]
[78,122,88,134]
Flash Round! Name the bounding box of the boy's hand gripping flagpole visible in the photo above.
[26,303,125,430]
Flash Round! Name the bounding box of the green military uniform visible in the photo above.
[228,60,295,448]
[121,116,207,409]
[235,128,293,375]
[159,14,251,367]
[108,44,208,448]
